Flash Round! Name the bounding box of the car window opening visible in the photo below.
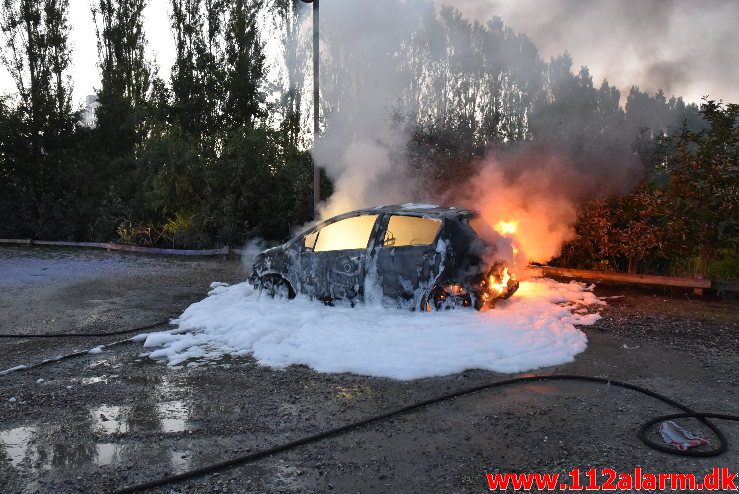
[313,215,378,252]
[303,230,318,250]
[467,217,498,244]
[383,215,441,247]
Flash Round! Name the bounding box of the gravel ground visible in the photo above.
[0,245,737,493]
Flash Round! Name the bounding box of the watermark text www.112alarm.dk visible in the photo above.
[485,467,737,491]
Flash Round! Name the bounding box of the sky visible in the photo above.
[1,0,737,107]
[0,1,175,108]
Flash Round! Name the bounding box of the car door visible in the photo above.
[373,214,444,302]
[297,214,380,301]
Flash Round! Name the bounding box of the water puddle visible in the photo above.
[0,426,38,468]
[169,449,192,473]
[95,443,122,465]
[158,401,189,433]
[79,374,118,385]
[86,399,191,435]
[1,386,193,473]
[91,405,128,434]
[0,423,195,473]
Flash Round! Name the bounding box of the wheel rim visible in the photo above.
[427,285,471,310]
[260,275,291,299]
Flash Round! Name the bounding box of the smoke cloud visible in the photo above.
[308,0,732,264]
[445,151,582,264]
[311,1,429,218]
[443,0,739,104]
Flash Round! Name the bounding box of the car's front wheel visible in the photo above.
[423,284,473,311]
[258,274,295,300]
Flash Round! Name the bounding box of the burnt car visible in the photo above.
[248,204,519,310]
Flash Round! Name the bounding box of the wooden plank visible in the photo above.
[0,239,32,244]
[0,238,228,256]
[33,240,108,248]
[105,243,229,256]
[537,266,712,289]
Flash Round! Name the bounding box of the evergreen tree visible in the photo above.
[93,0,152,156]
[1,0,74,157]
[170,0,226,142]
[0,0,76,236]
[272,0,306,147]
[223,0,265,130]
[668,100,739,276]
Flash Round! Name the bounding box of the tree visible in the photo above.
[611,188,670,274]
[668,100,739,277]
[0,0,76,236]
[1,0,73,137]
[271,0,307,147]
[561,186,672,274]
[93,0,152,156]
[223,0,266,130]
[529,57,643,199]
[561,199,616,271]
[170,0,226,143]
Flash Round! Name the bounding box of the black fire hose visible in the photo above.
[115,374,738,493]
[0,319,173,338]
[0,319,176,375]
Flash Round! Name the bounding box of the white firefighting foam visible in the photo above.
[139,278,603,380]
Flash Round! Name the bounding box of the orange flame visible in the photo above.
[457,155,580,264]
[488,266,512,296]
[494,220,518,236]
[494,220,520,260]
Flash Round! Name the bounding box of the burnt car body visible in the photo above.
[248,204,519,310]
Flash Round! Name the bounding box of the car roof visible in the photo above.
[351,204,476,219]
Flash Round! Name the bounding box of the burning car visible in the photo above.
[248,204,519,310]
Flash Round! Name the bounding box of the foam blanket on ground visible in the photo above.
[140,279,603,380]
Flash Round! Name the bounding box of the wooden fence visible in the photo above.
[0,239,228,256]
[530,266,739,293]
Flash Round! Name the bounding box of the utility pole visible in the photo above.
[301,0,320,219]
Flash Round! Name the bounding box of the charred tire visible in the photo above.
[499,279,519,300]
[486,262,519,301]
[424,285,472,311]
[258,274,295,300]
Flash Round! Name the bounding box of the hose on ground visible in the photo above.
[115,374,738,493]
[0,319,173,338]
[0,319,176,376]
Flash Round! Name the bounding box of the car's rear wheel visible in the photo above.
[258,274,295,300]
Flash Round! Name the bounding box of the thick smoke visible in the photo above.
[447,148,622,265]
[308,0,728,264]
[311,1,429,218]
[443,0,739,104]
